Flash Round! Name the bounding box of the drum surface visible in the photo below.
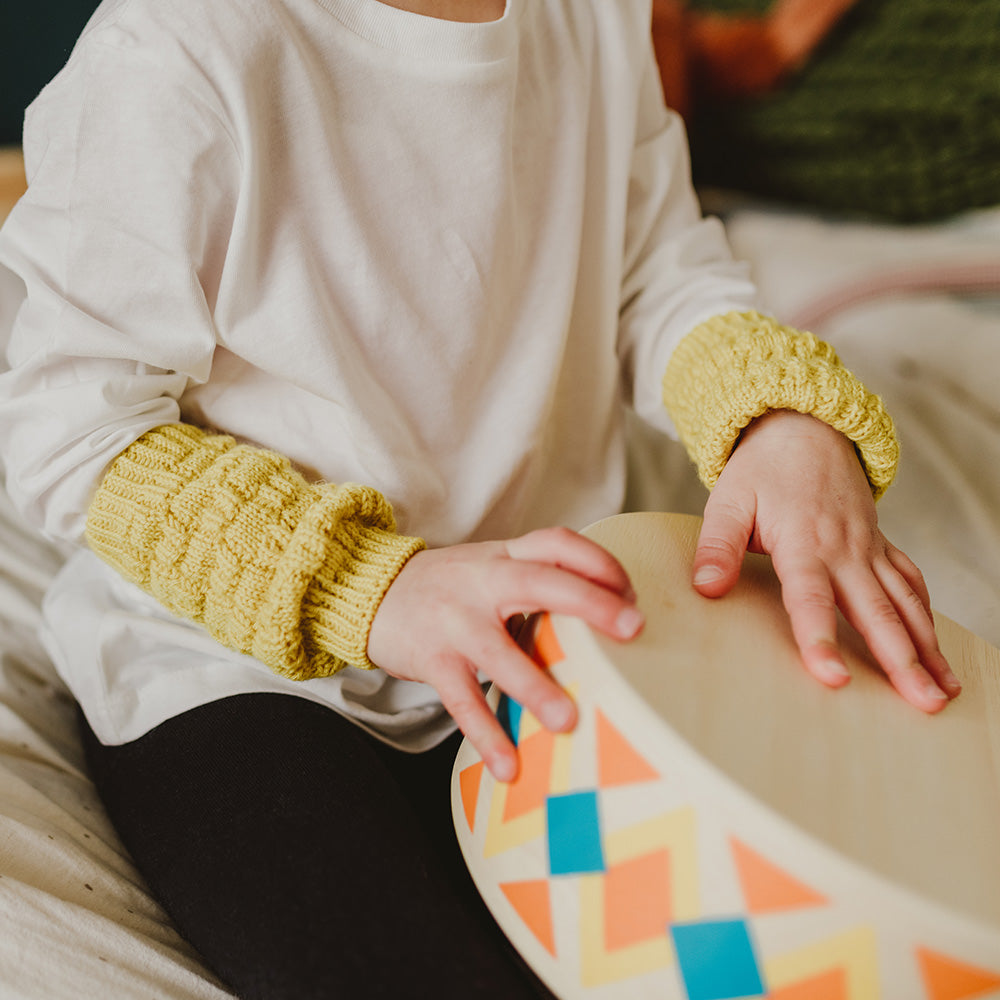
[452,512,1000,1000]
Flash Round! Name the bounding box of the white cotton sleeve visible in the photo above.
[0,32,239,543]
[616,37,760,437]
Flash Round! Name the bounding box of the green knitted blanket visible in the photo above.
[686,0,1000,221]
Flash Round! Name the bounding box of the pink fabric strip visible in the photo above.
[789,261,1000,330]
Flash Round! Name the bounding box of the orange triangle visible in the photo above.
[501,880,556,957]
[503,728,556,822]
[769,968,848,1000]
[917,947,1000,1000]
[529,613,566,669]
[730,838,828,914]
[596,710,659,788]
[459,761,484,833]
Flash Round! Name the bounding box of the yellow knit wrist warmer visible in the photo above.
[84,423,425,679]
[662,311,899,499]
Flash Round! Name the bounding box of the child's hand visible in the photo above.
[692,409,962,709]
[367,527,644,780]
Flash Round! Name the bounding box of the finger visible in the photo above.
[492,559,645,642]
[459,627,577,736]
[505,527,635,598]
[431,656,521,781]
[833,566,952,713]
[773,554,853,688]
[884,543,933,618]
[872,556,961,698]
[693,493,756,597]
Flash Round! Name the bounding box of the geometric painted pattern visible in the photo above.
[602,849,672,952]
[766,968,848,1000]
[730,837,828,915]
[501,880,556,958]
[504,728,557,822]
[455,613,1000,999]
[763,925,879,998]
[547,791,605,876]
[671,919,766,1000]
[596,708,660,787]
[916,948,1000,1000]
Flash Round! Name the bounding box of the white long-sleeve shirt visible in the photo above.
[0,0,757,748]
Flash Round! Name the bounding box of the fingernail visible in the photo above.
[925,684,950,701]
[694,566,724,588]
[943,673,962,696]
[821,659,851,679]
[542,698,574,731]
[490,753,517,783]
[616,606,644,638]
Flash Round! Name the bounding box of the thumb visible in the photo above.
[692,491,756,598]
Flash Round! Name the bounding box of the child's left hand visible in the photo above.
[691,409,962,709]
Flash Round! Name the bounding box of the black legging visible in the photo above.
[80,693,554,1000]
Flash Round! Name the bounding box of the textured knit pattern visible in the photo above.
[84,424,425,679]
[84,316,897,682]
[686,0,1000,222]
[662,311,899,499]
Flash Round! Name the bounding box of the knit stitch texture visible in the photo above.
[662,310,899,498]
[84,313,898,682]
[686,0,1000,221]
[84,424,425,679]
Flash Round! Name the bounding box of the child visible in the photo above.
[0,0,959,996]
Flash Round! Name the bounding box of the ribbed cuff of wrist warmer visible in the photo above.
[298,519,426,676]
[85,423,425,680]
[662,311,899,499]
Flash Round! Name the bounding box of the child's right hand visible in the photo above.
[367,527,644,781]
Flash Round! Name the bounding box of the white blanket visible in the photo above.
[0,199,997,998]
[0,487,233,999]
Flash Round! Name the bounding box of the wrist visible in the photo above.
[663,310,899,499]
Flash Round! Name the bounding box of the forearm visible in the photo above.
[86,422,425,679]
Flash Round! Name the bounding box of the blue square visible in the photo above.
[671,919,764,1000]
[546,791,605,876]
[497,693,523,746]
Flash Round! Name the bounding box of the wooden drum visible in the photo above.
[451,512,1000,1000]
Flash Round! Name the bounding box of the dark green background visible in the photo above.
[685,0,1000,220]
[1,1,102,144]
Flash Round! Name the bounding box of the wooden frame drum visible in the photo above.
[451,513,1000,1000]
